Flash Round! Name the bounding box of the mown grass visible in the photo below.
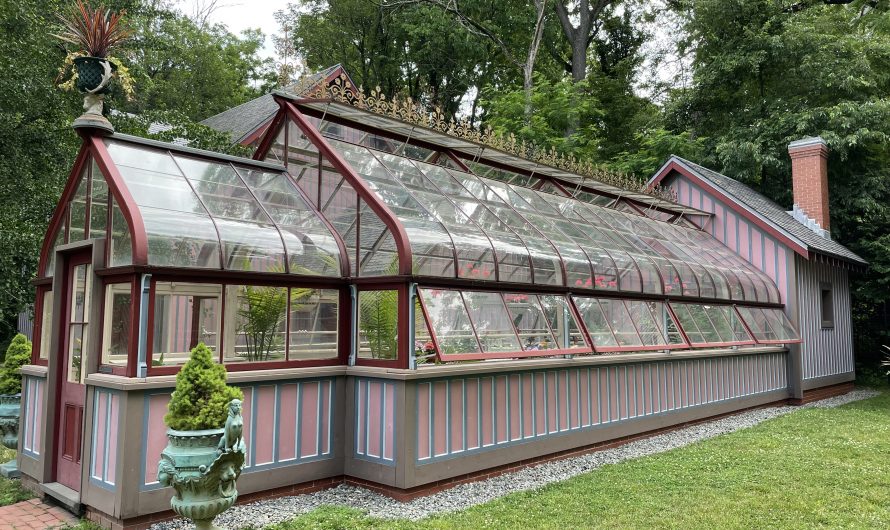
[0,446,32,506]
[269,390,890,529]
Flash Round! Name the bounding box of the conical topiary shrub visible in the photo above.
[164,343,243,431]
[0,334,32,396]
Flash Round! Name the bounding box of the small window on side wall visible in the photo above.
[820,282,834,329]
[357,289,399,360]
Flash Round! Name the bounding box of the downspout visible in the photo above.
[349,284,358,366]
[408,283,417,370]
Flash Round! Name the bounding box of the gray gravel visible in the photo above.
[150,388,880,529]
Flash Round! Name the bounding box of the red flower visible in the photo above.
[575,279,583,286]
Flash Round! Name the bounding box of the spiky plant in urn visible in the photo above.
[157,343,246,530]
[0,334,32,478]
[54,0,132,133]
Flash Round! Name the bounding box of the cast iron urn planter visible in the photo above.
[0,393,21,478]
[72,56,115,133]
[157,400,246,530]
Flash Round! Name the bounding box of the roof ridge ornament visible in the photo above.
[287,73,677,204]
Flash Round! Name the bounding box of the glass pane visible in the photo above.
[224,285,288,363]
[105,140,182,175]
[761,308,800,341]
[109,199,132,267]
[671,304,705,344]
[70,264,90,323]
[214,218,286,272]
[152,282,221,366]
[69,177,88,242]
[39,291,53,360]
[419,288,480,356]
[414,297,437,364]
[462,291,521,353]
[357,290,399,359]
[117,166,206,213]
[142,208,220,269]
[684,305,722,343]
[89,162,108,239]
[572,297,618,348]
[597,299,643,347]
[67,323,85,384]
[735,306,779,342]
[102,284,131,367]
[503,293,559,351]
[539,295,587,349]
[289,288,339,360]
[45,220,66,277]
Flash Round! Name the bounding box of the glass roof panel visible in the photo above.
[104,139,342,276]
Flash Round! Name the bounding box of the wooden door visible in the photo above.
[55,252,92,491]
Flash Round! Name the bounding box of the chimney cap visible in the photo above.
[788,136,827,150]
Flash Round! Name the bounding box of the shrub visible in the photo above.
[164,343,243,431]
[0,334,32,395]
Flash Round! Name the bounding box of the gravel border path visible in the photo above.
[151,389,880,529]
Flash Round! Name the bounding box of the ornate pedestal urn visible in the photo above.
[72,56,115,133]
[157,400,246,530]
[0,393,21,478]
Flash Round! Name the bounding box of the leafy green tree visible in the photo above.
[0,334,31,395]
[666,0,890,362]
[164,343,243,431]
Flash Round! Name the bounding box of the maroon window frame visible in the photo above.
[667,302,757,349]
[30,285,51,366]
[353,282,410,369]
[96,275,139,377]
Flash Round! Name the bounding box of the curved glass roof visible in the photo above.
[103,138,342,276]
[325,139,781,303]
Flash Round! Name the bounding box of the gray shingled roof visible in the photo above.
[201,65,344,143]
[668,156,866,265]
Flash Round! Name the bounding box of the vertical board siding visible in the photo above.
[90,389,119,489]
[670,177,793,304]
[354,378,396,465]
[797,260,855,379]
[20,376,44,457]
[141,379,334,489]
[415,354,787,463]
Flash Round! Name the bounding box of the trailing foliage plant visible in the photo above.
[164,343,243,431]
[0,334,31,395]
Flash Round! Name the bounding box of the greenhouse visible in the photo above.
[16,69,861,527]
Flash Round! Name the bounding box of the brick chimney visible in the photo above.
[788,136,830,237]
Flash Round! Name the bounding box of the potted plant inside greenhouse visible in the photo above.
[157,343,246,530]
[54,0,133,131]
[0,334,31,478]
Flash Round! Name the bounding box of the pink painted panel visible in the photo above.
[765,238,777,282]
[509,375,521,440]
[522,374,534,438]
[547,372,558,432]
[481,377,494,446]
[644,365,653,415]
[579,369,590,427]
[300,382,320,459]
[450,380,465,451]
[610,367,620,421]
[92,392,108,479]
[691,188,701,210]
[106,393,118,484]
[23,380,33,453]
[534,374,546,435]
[752,230,763,270]
[144,393,170,484]
[778,247,788,303]
[677,180,686,204]
[568,370,581,429]
[241,387,253,467]
[495,376,508,443]
[356,380,366,455]
[714,203,725,242]
[465,379,479,450]
[278,384,298,461]
[591,368,601,424]
[322,381,331,455]
[367,381,382,458]
[32,380,42,454]
[384,382,394,461]
[417,383,431,460]
[255,386,276,464]
[739,222,750,260]
[726,212,737,250]
[618,366,629,419]
[658,364,667,413]
[636,364,646,417]
[599,368,610,422]
[559,372,570,430]
[433,381,447,456]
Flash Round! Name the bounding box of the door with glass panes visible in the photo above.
[55,251,91,491]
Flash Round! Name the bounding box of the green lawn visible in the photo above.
[270,390,890,529]
[0,447,32,506]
